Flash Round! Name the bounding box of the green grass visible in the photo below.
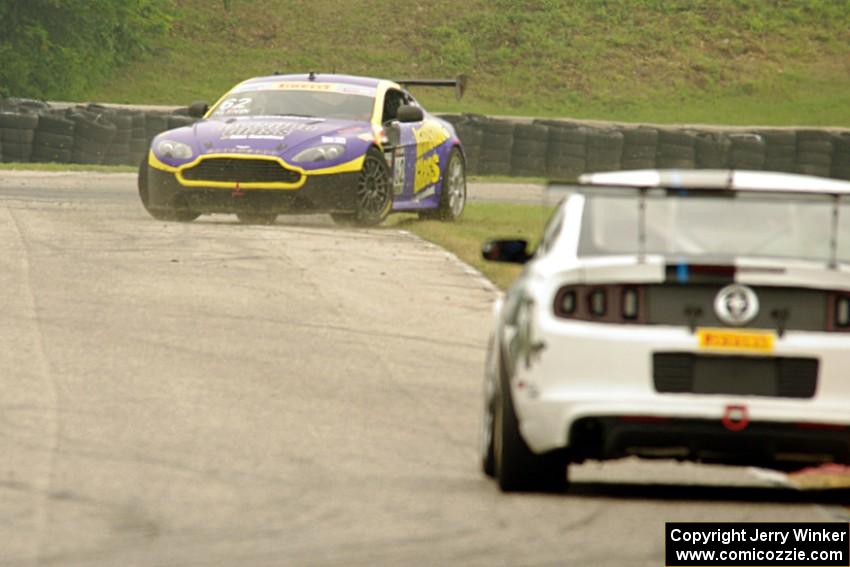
[387,203,553,289]
[82,0,850,127]
[0,163,136,173]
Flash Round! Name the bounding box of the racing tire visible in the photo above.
[351,147,393,226]
[492,348,568,493]
[36,113,75,136]
[137,158,199,222]
[236,212,278,225]
[31,146,72,163]
[1,127,35,144]
[0,110,38,130]
[421,147,466,222]
[69,113,117,144]
[33,131,74,150]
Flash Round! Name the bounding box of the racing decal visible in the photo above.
[232,82,376,97]
[217,97,253,115]
[412,186,435,202]
[220,121,319,140]
[212,147,281,156]
[391,148,406,195]
[412,121,450,193]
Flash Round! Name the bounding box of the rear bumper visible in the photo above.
[146,166,360,214]
[512,320,850,465]
[569,416,850,470]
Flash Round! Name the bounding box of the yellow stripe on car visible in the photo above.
[147,151,366,190]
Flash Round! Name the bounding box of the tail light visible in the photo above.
[622,287,640,320]
[589,288,607,316]
[827,292,850,331]
[554,284,646,323]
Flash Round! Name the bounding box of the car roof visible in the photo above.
[242,73,392,89]
[575,169,850,196]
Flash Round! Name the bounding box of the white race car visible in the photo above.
[480,170,850,492]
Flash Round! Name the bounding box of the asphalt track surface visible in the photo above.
[0,171,846,566]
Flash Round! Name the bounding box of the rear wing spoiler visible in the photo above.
[395,75,468,100]
[549,169,850,269]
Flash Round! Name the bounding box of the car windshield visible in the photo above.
[210,83,375,121]
[578,190,850,263]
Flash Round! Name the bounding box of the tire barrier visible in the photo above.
[695,132,731,168]
[758,129,796,173]
[728,133,765,170]
[130,111,149,165]
[454,114,483,175]
[478,118,514,176]
[585,127,623,173]
[0,108,38,162]
[0,97,201,166]
[537,120,587,179]
[510,122,548,177]
[440,113,850,181]
[621,127,658,170]
[657,129,697,169]
[796,129,833,178]
[0,95,847,180]
[832,133,850,180]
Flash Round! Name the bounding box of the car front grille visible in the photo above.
[181,157,301,184]
[653,353,818,399]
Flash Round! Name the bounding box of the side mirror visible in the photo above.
[397,105,424,123]
[188,101,209,118]
[482,239,532,264]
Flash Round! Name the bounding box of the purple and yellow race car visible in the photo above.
[138,73,468,225]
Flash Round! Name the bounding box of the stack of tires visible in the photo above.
[510,123,548,177]
[657,129,697,169]
[620,127,658,170]
[478,118,514,176]
[758,129,796,173]
[796,130,833,178]
[728,133,765,170]
[130,112,149,164]
[145,112,169,148]
[98,108,134,166]
[32,111,75,163]
[695,131,730,168]
[0,108,38,163]
[831,133,850,180]
[542,121,587,179]
[584,127,623,173]
[167,113,195,131]
[69,109,117,165]
[453,115,483,175]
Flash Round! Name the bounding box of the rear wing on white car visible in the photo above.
[549,169,850,269]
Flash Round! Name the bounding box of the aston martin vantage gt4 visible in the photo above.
[138,73,467,225]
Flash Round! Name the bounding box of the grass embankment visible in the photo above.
[85,0,850,127]
[389,203,553,289]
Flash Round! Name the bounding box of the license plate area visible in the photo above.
[697,328,774,353]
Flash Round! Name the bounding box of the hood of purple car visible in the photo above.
[153,115,374,169]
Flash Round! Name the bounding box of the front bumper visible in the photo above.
[146,166,360,214]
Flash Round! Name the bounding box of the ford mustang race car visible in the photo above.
[138,73,468,225]
[480,169,850,492]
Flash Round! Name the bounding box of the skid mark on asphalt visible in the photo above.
[2,206,63,564]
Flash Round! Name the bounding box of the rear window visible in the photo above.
[578,191,850,263]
